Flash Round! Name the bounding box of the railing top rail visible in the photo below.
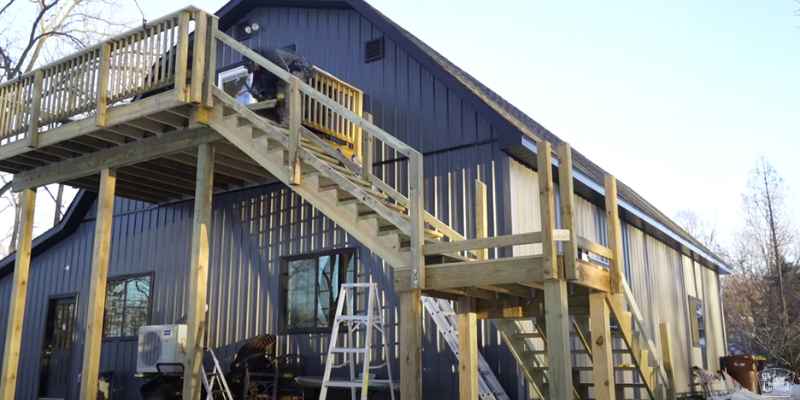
[0,5,202,91]
[311,66,363,96]
[214,30,421,159]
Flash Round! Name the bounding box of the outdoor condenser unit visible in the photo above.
[136,324,188,374]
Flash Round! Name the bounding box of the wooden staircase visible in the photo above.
[495,312,663,399]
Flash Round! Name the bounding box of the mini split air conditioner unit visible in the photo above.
[136,324,187,374]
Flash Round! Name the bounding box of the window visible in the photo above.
[281,249,356,333]
[103,274,153,338]
[688,295,708,367]
[364,37,384,63]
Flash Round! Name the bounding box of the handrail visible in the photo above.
[214,31,420,159]
[0,6,200,92]
[215,29,427,287]
[423,230,571,256]
[621,278,670,389]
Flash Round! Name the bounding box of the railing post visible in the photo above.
[175,10,191,102]
[537,141,557,280]
[95,43,111,128]
[26,70,43,147]
[408,151,425,289]
[288,75,303,185]
[475,179,488,260]
[604,175,624,294]
[557,143,578,280]
[360,114,373,182]
[539,140,574,400]
[190,10,208,104]
[204,15,219,109]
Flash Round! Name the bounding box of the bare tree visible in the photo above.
[722,158,800,372]
[0,0,132,256]
[674,209,724,256]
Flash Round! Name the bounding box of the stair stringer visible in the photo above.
[207,105,409,270]
[494,320,547,399]
[607,294,659,399]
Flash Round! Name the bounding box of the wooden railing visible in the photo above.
[304,66,363,160]
[0,7,202,147]
[0,74,35,145]
[215,30,429,287]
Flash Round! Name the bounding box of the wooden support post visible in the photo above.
[204,15,219,109]
[288,76,302,185]
[408,152,426,289]
[0,188,36,400]
[95,43,112,127]
[475,179,488,260]
[544,279,574,400]
[26,70,43,148]
[182,144,215,399]
[360,129,373,182]
[537,141,557,279]
[399,290,423,400]
[541,139,573,399]
[590,293,616,400]
[79,168,117,399]
[557,143,578,280]
[190,10,208,104]
[659,322,675,399]
[604,175,624,293]
[458,299,478,400]
[174,11,191,102]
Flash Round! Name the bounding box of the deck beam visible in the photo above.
[0,188,36,399]
[78,168,117,399]
[0,89,187,163]
[12,127,219,191]
[394,256,544,291]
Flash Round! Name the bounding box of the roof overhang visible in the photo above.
[0,191,96,278]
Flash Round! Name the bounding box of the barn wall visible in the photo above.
[0,149,519,400]
[508,157,726,395]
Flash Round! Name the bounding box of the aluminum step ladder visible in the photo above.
[320,283,396,400]
[422,296,511,400]
[201,348,234,400]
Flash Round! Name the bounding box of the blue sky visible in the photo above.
[3,0,798,250]
[353,1,800,245]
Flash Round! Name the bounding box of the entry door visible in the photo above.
[39,295,77,398]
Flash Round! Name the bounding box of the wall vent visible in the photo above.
[364,37,384,63]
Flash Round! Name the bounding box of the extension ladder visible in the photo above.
[320,283,396,400]
[421,296,511,400]
[201,348,234,400]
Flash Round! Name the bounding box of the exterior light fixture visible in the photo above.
[241,21,260,37]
